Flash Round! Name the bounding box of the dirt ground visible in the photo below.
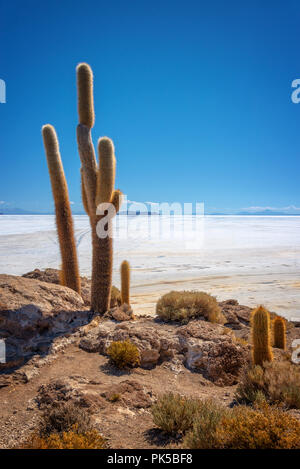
[0,342,236,449]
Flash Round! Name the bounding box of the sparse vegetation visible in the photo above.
[39,401,92,436]
[183,401,300,449]
[156,291,225,324]
[151,393,202,435]
[236,360,300,409]
[21,401,106,449]
[106,340,140,369]
[215,404,300,449]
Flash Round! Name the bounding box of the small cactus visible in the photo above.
[121,260,130,306]
[251,306,273,366]
[273,317,286,350]
[42,124,80,294]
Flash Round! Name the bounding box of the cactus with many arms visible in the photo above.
[251,305,273,366]
[76,63,122,313]
[121,260,130,306]
[273,316,286,350]
[42,124,81,294]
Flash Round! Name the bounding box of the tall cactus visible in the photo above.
[42,124,81,294]
[121,260,130,306]
[76,63,122,313]
[251,305,273,366]
[273,317,286,350]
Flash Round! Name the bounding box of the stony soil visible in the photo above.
[0,269,299,449]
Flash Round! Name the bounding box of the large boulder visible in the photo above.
[177,321,250,385]
[0,274,90,364]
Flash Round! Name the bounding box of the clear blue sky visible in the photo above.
[0,0,300,213]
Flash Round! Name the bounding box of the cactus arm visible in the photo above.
[96,137,116,206]
[42,124,81,294]
[273,317,286,350]
[121,260,130,306]
[77,124,97,216]
[80,167,89,215]
[110,189,123,214]
[76,63,95,129]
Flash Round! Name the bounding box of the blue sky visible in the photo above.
[0,0,300,213]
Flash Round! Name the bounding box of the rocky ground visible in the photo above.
[0,269,299,449]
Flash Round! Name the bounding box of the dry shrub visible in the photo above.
[236,360,300,409]
[151,393,203,435]
[39,401,92,436]
[23,426,107,449]
[156,291,225,324]
[106,340,140,369]
[216,404,300,449]
[21,402,106,449]
[183,402,300,449]
[111,286,122,308]
[182,400,227,448]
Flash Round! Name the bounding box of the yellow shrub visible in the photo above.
[183,402,300,449]
[23,428,107,449]
[106,340,140,369]
[217,404,300,449]
[156,291,225,324]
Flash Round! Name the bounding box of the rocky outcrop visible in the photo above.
[79,318,250,385]
[219,299,252,329]
[177,321,249,385]
[0,274,91,365]
[22,268,121,308]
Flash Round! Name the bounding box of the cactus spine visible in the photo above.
[42,124,81,294]
[121,260,130,306]
[76,63,123,313]
[273,317,286,350]
[251,305,273,366]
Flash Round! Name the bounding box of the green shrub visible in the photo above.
[182,400,227,448]
[151,393,201,435]
[156,291,225,324]
[106,340,140,369]
[236,360,300,409]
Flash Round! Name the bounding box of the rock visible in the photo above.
[14,365,39,383]
[36,378,106,411]
[22,268,121,308]
[219,299,252,329]
[0,274,91,365]
[177,321,250,385]
[101,380,153,408]
[79,318,249,384]
[109,304,135,322]
[140,349,160,369]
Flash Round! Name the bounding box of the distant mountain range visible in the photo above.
[1,207,300,216]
